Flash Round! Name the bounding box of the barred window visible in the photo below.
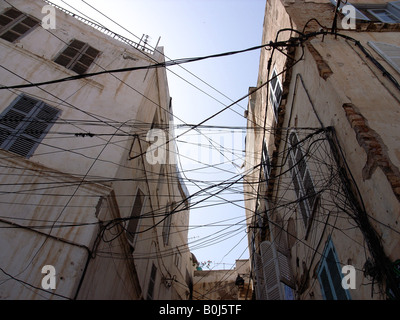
[0,95,60,158]
[0,8,39,43]
[54,39,100,74]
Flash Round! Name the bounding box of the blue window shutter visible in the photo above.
[318,237,351,300]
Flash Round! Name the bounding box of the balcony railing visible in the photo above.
[43,0,155,55]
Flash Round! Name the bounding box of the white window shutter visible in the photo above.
[260,241,284,300]
[254,253,267,300]
[368,41,400,74]
[272,223,296,288]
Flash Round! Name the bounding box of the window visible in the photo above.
[54,39,100,74]
[146,263,157,300]
[269,69,282,121]
[329,0,371,21]
[330,0,400,23]
[368,41,400,74]
[174,250,182,270]
[259,240,294,300]
[0,8,39,43]
[317,237,351,300]
[0,95,60,158]
[162,202,174,246]
[367,8,400,23]
[262,140,271,184]
[288,132,316,227]
[126,189,145,246]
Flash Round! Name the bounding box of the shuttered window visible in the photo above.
[317,238,351,300]
[368,41,400,75]
[259,240,294,300]
[253,252,267,300]
[146,263,157,300]
[368,9,400,22]
[269,69,282,121]
[54,39,100,74]
[262,140,271,185]
[0,95,60,158]
[126,189,145,246]
[288,131,317,227]
[162,202,174,246]
[0,8,39,43]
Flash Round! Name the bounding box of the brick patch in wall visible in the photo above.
[342,103,400,202]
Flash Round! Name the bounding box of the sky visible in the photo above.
[49,0,266,270]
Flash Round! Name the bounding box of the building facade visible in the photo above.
[244,0,400,300]
[0,0,193,299]
[193,259,252,300]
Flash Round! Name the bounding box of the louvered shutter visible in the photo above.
[0,95,60,158]
[54,40,100,74]
[272,223,296,288]
[0,8,39,43]
[260,241,283,300]
[368,41,400,74]
[254,252,267,300]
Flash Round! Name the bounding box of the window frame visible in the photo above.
[126,188,146,247]
[0,8,40,43]
[162,202,174,246]
[317,237,351,300]
[269,68,282,122]
[146,263,158,300]
[367,8,400,23]
[54,39,100,74]
[262,139,271,185]
[288,131,317,229]
[330,0,400,22]
[0,94,61,158]
[368,41,400,74]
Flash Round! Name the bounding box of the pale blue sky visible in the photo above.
[50,0,266,270]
